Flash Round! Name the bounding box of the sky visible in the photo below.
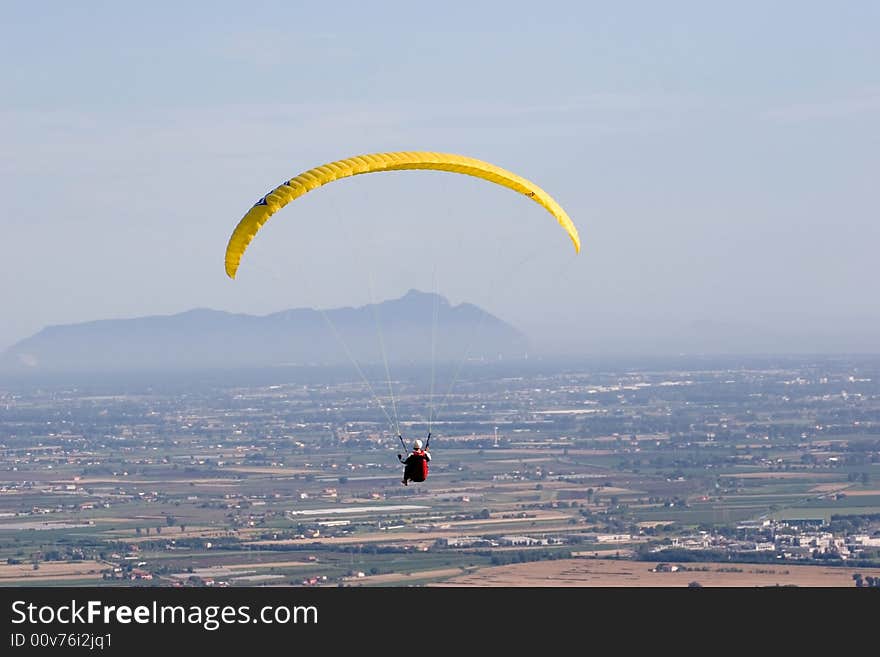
[2,1,878,356]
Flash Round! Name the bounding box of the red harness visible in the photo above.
[405,449,429,482]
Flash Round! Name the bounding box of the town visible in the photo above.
[1,354,879,586]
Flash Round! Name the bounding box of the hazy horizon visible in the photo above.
[3,1,878,356]
[4,288,880,360]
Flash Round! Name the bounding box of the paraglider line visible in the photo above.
[427,266,440,434]
[318,309,398,434]
[433,243,556,422]
[368,271,402,438]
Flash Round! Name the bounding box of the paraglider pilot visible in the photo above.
[398,436,431,486]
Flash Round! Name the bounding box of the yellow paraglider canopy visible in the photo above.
[224,151,580,279]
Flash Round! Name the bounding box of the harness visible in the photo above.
[405,449,429,482]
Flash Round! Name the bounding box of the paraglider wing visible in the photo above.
[224,151,580,279]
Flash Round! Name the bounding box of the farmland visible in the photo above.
[2,355,879,586]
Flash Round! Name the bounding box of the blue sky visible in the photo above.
[2,1,878,354]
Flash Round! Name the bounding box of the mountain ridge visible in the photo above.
[0,290,529,374]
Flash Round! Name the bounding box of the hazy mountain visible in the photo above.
[0,290,529,374]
